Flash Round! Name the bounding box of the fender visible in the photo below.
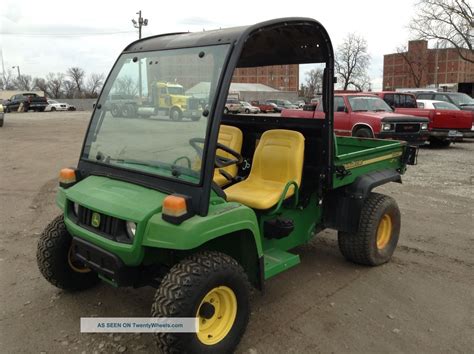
[142,201,263,257]
[352,122,375,137]
[324,169,401,233]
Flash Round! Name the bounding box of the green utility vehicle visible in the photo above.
[37,18,418,353]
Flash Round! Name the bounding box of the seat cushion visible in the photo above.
[225,129,304,209]
[225,178,291,210]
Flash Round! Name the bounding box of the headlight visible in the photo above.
[73,202,79,216]
[126,221,137,239]
[421,123,428,130]
[382,123,393,131]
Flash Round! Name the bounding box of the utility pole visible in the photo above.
[132,10,148,40]
[131,11,148,98]
[12,65,21,78]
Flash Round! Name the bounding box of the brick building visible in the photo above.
[383,40,473,95]
[232,64,299,92]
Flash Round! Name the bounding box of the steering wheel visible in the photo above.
[189,137,243,168]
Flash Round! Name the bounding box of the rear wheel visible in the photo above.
[110,104,121,117]
[37,215,99,291]
[152,251,250,353]
[245,108,250,114]
[338,192,400,266]
[353,127,373,138]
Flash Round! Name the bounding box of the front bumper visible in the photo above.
[71,237,138,286]
[376,130,430,146]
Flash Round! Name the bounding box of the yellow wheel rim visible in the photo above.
[376,214,392,249]
[196,286,237,345]
[67,245,91,273]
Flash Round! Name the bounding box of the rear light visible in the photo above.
[162,194,193,224]
[59,168,77,188]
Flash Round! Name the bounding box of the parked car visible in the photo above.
[281,93,430,145]
[250,100,275,113]
[295,100,306,108]
[45,100,76,112]
[224,99,241,114]
[413,91,474,112]
[395,99,474,146]
[375,92,417,109]
[4,93,49,112]
[265,99,298,111]
[239,101,260,114]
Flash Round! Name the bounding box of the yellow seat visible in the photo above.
[213,125,243,187]
[225,129,305,209]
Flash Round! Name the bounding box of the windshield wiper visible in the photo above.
[374,109,388,112]
[95,152,196,180]
[353,109,368,112]
[460,103,474,106]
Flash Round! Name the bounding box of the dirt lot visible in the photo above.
[0,111,473,353]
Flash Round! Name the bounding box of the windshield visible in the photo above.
[433,101,460,110]
[449,93,474,106]
[82,45,230,184]
[348,96,392,112]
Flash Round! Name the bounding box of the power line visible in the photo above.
[0,31,136,37]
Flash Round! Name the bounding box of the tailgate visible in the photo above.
[430,110,472,130]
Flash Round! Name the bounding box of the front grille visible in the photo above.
[395,123,420,133]
[69,202,131,243]
[188,98,200,110]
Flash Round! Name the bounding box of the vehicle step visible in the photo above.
[263,248,300,280]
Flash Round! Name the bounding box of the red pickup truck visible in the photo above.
[250,100,276,113]
[376,92,474,146]
[281,93,430,145]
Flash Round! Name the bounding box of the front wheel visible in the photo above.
[170,108,183,121]
[37,215,100,291]
[152,251,250,353]
[51,107,56,112]
[353,127,373,138]
[338,192,400,266]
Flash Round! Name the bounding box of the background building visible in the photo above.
[232,64,299,92]
[383,40,473,95]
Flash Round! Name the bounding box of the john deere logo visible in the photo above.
[91,212,101,228]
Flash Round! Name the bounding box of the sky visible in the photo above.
[0,0,418,91]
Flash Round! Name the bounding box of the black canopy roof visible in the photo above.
[123,17,332,67]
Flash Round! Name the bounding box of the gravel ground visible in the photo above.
[0,111,473,353]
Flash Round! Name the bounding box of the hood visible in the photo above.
[353,111,428,123]
[65,175,166,222]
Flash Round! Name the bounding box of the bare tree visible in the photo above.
[302,68,324,99]
[396,45,428,87]
[67,67,85,97]
[63,80,76,99]
[34,77,51,97]
[46,73,65,98]
[0,69,16,90]
[113,76,138,97]
[15,75,34,91]
[409,0,473,63]
[335,34,371,90]
[86,73,105,98]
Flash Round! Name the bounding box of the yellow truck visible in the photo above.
[107,82,202,121]
[150,82,202,121]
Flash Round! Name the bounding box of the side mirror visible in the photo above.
[93,103,96,109]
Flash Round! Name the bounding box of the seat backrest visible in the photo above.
[216,125,243,177]
[248,129,305,186]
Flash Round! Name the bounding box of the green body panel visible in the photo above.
[143,202,262,257]
[333,137,405,189]
[263,248,300,279]
[59,175,262,266]
[260,195,321,252]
